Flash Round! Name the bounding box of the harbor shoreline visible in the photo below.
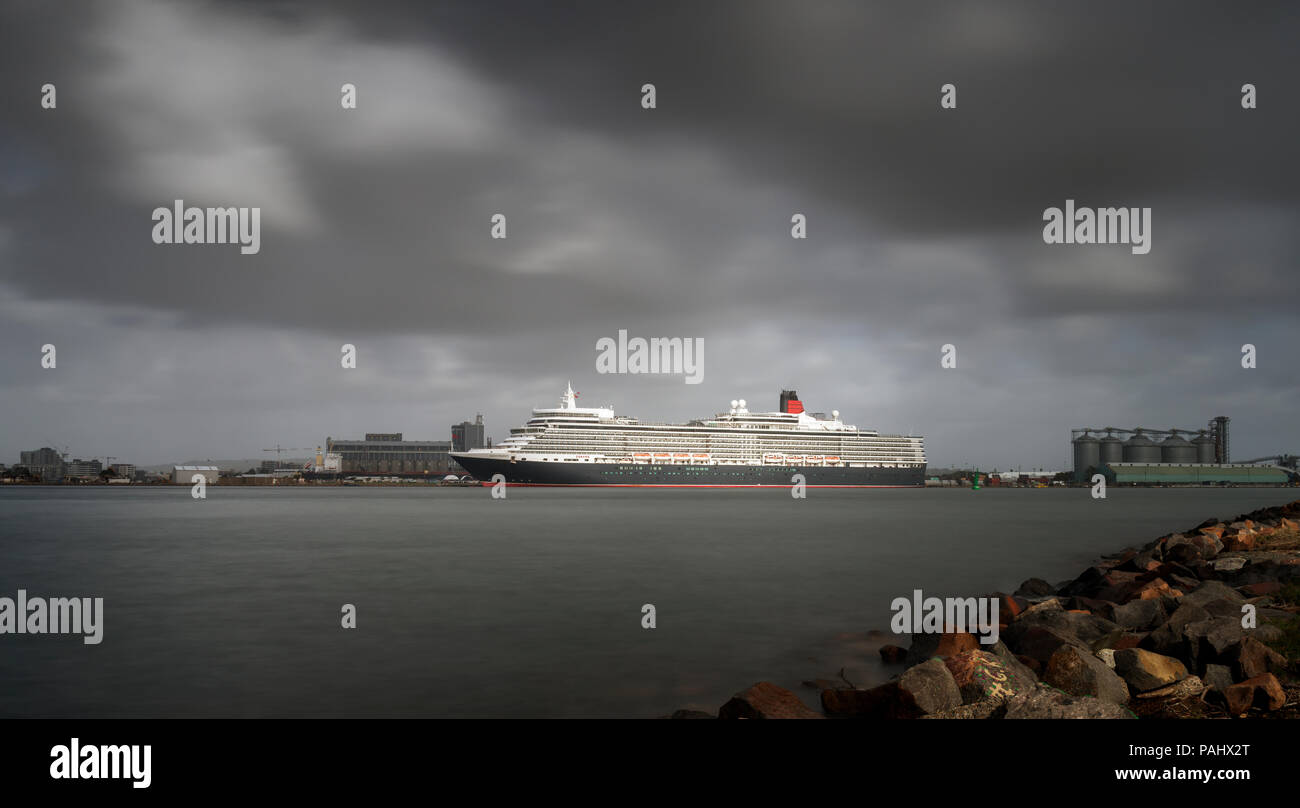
[680,499,1300,719]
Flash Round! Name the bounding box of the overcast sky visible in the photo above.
[2,0,1297,469]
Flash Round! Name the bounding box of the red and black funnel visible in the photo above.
[780,390,803,414]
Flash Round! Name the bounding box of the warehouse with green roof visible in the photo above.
[1100,463,1292,485]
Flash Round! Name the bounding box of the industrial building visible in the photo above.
[1072,416,1295,485]
[325,433,454,475]
[173,465,220,485]
[1100,463,1289,486]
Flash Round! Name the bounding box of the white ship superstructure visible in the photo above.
[451,384,926,487]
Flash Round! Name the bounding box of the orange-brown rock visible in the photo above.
[1233,636,1287,680]
[1223,674,1286,715]
[719,682,824,719]
[1136,579,1181,600]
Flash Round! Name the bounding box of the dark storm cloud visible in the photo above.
[0,0,1297,467]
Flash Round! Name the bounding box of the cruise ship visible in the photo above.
[450,384,926,487]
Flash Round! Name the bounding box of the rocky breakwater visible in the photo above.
[668,499,1300,718]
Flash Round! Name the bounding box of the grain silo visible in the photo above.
[1099,432,1125,466]
[1123,431,1161,463]
[1194,431,1217,464]
[1160,433,1196,464]
[1072,432,1100,481]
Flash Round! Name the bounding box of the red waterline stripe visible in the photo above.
[476,482,921,488]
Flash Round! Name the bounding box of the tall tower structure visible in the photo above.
[1209,416,1230,464]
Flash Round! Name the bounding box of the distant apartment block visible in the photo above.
[64,458,104,479]
[20,447,65,482]
[451,415,486,453]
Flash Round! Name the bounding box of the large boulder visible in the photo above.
[719,682,823,719]
[1203,664,1234,693]
[1004,605,1121,652]
[1010,625,1081,667]
[1113,648,1189,693]
[1020,597,1064,617]
[1182,580,1246,609]
[1211,557,1247,574]
[1110,599,1167,631]
[1223,673,1287,715]
[1014,578,1057,598]
[1139,602,1212,659]
[987,640,1041,685]
[1056,566,1110,598]
[944,650,1036,705]
[1182,617,1245,672]
[1178,532,1224,559]
[1166,602,1214,630]
[820,660,962,719]
[898,658,963,715]
[1003,684,1136,719]
[1043,645,1131,704]
[1164,541,1206,567]
[1231,636,1287,681]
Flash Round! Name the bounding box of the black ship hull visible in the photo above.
[452,456,926,487]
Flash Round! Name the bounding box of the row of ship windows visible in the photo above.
[598,465,921,472]
[528,455,925,463]
[521,441,923,451]
[523,428,916,441]
[514,431,912,439]
[529,462,925,468]
[536,426,915,436]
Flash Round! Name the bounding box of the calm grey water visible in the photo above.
[0,485,1294,718]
